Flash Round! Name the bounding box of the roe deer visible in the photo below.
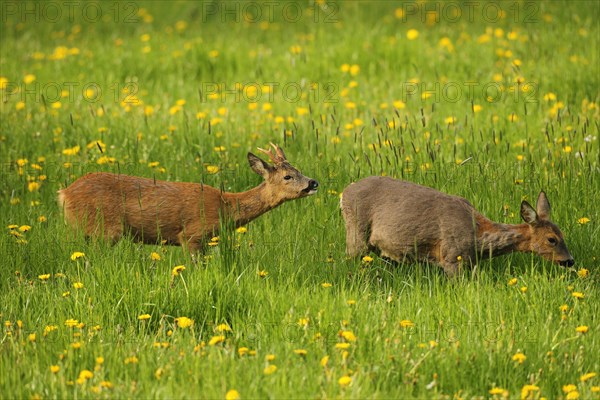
[340,176,574,276]
[58,143,318,251]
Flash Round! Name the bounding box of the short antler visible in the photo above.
[257,142,287,165]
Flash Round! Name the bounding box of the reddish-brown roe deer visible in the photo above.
[340,176,573,276]
[58,143,318,251]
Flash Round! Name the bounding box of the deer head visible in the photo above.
[520,191,574,267]
[247,143,319,204]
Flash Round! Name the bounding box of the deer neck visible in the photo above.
[476,215,531,257]
[222,183,283,227]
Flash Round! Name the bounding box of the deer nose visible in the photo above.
[308,180,319,190]
[560,259,575,267]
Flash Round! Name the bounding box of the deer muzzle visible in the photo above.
[303,179,319,195]
[559,258,575,267]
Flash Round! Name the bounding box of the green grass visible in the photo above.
[1,1,599,398]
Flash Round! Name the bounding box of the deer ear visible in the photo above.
[520,200,538,225]
[248,153,272,177]
[536,191,551,221]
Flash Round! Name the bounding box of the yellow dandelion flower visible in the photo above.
[445,116,457,124]
[138,314,151,321]
[208,335,225,346]
[566,391,580,399]
[508,278,518,286]
[28,181,41,192]
[38,274,51,281]
[263,365,277,375]
[175,317,194,329]
[258,270,268,278]
[124,356,139,364]
[320,355,329,367]
[236,227,248,234]
[50,365,60,373]
[321,282,332,288]
[512,352,526,364]
[43,325,58,336]
[577,269,589,278]
[293,349,307,356]
[225,389,241,400]
[521,384,539,398]
[24,74,36,84]
[206,165,219,174]
[338,375,352,387]
[73,282,84,289]
[70,252,85,261]
[172,265,186,276]
[238,347,250,356]
[489,387,506,395]
[581,372,597,382]
[563,384,577,393]
[216,323,232,332]
[341,330,357,342]
[65,319,79,328]
[572,292,584,299]
[335,342,351,350]
[577,217,590,224]
[99,381,113,389]
[576,326,589,334]
[62,145,81,156]
[150,252,161,261]
[406,29,419,40]
[400,320,415,328]
[362,255,374,263]
[78,369,93,381]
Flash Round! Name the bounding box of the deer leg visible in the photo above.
[343,214,370,257]
[438,245,463,277]
[88,210,122,244]
[439,261,458,277]
[177,231,206,255]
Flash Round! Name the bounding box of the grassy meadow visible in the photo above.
[1,0,599,398]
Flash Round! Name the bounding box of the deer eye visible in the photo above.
[283,175,292,180]
[547,237,557,245]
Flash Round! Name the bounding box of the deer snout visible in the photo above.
[559,258,575,267]
[302,179,319,194]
